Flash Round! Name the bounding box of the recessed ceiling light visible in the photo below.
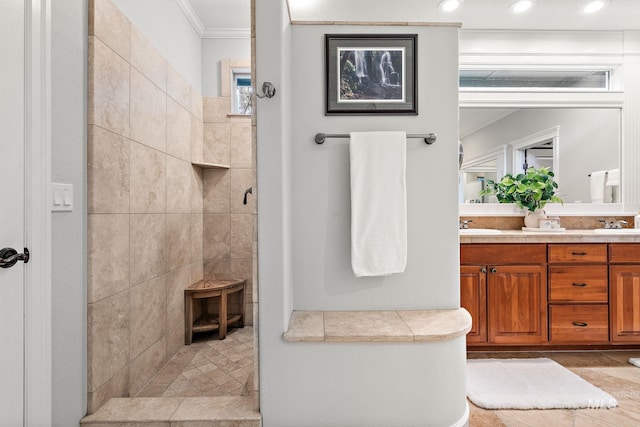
[583,0,608,14]
[510,0,535,14]
[439,0,463,12]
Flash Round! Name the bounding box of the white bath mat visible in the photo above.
[629,358,640,368]
[467,358,617,409]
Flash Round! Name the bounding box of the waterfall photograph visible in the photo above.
[325,34,417,115]
[338,48,405,102]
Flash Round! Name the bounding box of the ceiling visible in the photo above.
[185,0,640,32]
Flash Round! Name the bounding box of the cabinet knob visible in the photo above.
[572,322,588,327]
[490,267,497,274]
[480,267,487,273]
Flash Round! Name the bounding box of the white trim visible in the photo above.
[174,0,204,37]
[510,126,559,150]
[202,28,251,39]
[24,0,52,425]
[460,91,624,108]
[461,144,510,171]
[450,402,469,427]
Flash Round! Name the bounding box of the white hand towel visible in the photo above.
[606,168,620,186]
[590,170,607,203]
[606,168,620,203]
[349,131,407,277]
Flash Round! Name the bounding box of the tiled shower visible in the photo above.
[87,0,256,414]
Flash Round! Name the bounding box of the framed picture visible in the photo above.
[325,34,417,115]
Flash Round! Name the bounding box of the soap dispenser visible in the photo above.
[635,212,640,229]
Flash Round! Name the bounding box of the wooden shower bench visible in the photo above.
[184,279,246,344]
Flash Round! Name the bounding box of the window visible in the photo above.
[460,69,610,91]
[231,69,252,115]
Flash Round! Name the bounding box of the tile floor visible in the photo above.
[468,350,640,426]
[136,326,254,398]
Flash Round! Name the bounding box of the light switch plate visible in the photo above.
[51,183,73,211]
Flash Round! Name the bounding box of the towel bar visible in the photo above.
[314,132,437,145]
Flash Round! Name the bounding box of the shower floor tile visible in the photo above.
[136,326,254,398]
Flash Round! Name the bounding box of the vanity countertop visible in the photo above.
[460,229,640,243]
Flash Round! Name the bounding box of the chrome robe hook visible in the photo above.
[256,82,276,99]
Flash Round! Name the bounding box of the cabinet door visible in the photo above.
[460,265,487,344]
[487,265,547,344]
[610,265,640,343]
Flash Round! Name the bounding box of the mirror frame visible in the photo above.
[458,91,636,216]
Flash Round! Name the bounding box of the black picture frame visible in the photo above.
[325,34,417,115]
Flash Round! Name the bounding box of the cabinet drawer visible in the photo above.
[609,244,640,263]
[548,266,608,302]
[549,304,609,343]
[548,244,607,264]
[461,244,546,265]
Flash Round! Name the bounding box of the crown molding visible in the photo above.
[174,0,204,36]
[202,28,251,39]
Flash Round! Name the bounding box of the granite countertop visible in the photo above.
[459,229,640,243]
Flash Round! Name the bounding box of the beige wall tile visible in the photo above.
[88,291,130,392]
[190,261,204,284]
[191,214,203,264]
[203,97,229,123]
[130,214,166,286]
[203,214,231,259]
[204,258,231,280]
[230,259,252,296]
[86,366,129,415]
[230,169,254,214]
[130,25,166,91]
[130,69,167,152]
[230,123,252,168]
[166,321,185,360]
[89,36,130,137]
[191,115,204,164]
[88,125,130,214]
[167,63,193,112]
[90,0,131,61]
[88,214,130,304]
[130,142,166,214]
[190,167,204,214]
[130,275,167,359]
[203,123,231,165]
[129,337,167,396]
[231,215,253,259]
[167,98,192,162]
[191,92,203,121]
[166,265,191,330]
[167,213,192,271]
[203,169,230,214]
[166,156,192,214]
[221,59,231,97]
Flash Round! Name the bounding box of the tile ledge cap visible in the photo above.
[283,308,471,343]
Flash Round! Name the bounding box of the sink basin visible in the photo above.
[593,228,640,234]
[459,228,502,235]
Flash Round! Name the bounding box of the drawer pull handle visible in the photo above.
[572,283,587,287]
[571,251,588,256]
[572,322,588,327]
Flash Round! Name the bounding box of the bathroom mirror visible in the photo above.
[459,107,621,204]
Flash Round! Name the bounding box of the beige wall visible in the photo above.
[201,87,256,326]
[87,0,204,413]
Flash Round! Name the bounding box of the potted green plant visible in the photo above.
[480,167,563,228]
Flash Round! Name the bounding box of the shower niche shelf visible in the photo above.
[191,161,230,169]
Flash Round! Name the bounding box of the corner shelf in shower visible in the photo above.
[191,161,230,169]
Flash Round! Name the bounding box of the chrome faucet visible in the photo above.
[599,219,628,229]
[459,219,473,229]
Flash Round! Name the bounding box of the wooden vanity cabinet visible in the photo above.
[460,244,547,345]
[610,244,640,343]
[547,244,609,344]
